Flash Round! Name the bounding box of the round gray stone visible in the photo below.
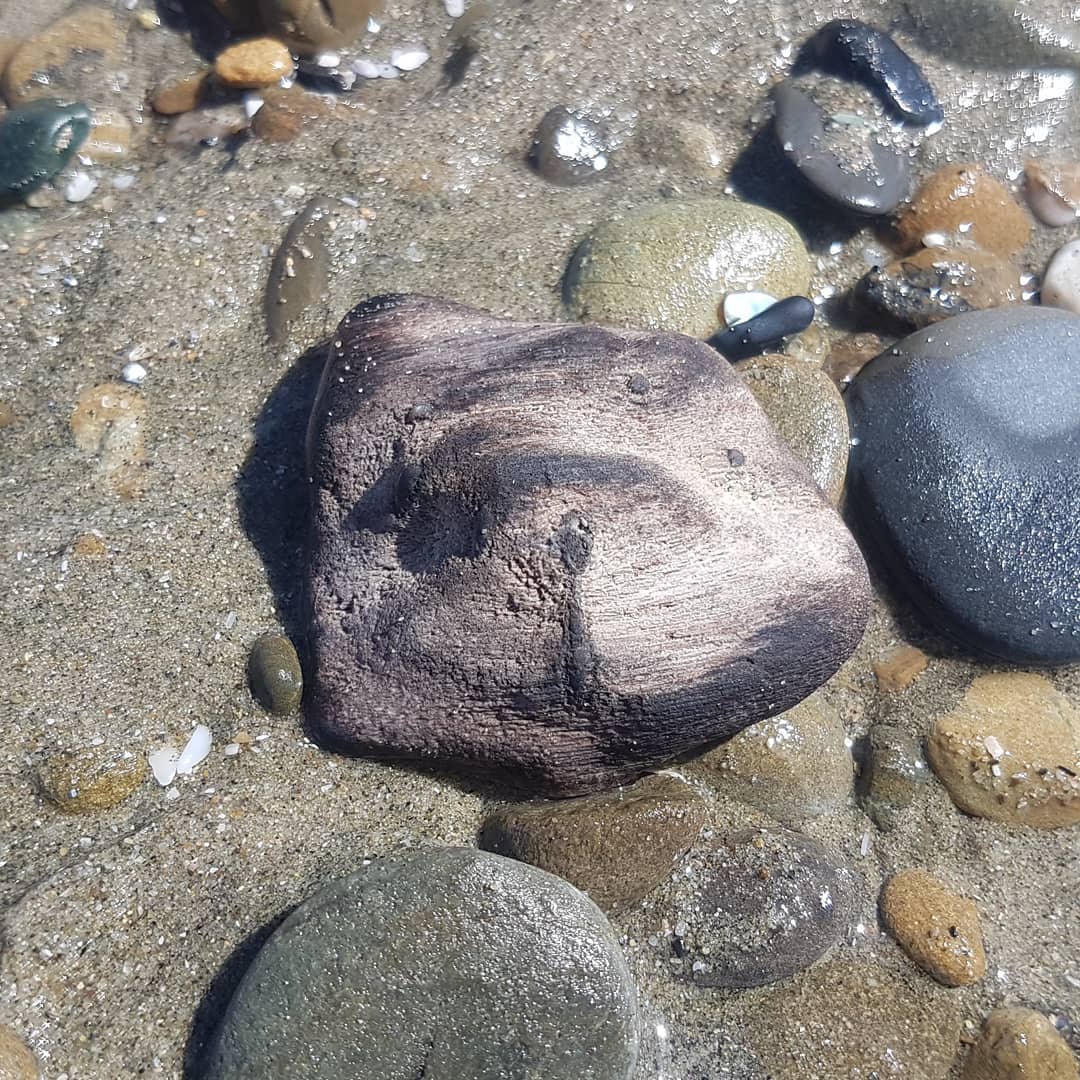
[205,847,640,1080]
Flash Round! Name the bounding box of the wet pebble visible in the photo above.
[733,353,849,504]
[636,116,725,176]
[895,164,1031,258]
[1025,159,1080,226]
[151,71,211,116]
[215,37,294,88]
[83,108,134,163]
[643,828,856,988]
[710,296,816,361]
[858,723,928,831]
[529,106,612,185]
[927,672,1080,830]
[205,848,640,1079]
[260,0,376,49]
[247,633,303,714]
[252,86,333,143]
[564,197,811,338]
[0,99,92,202]
[963,1007,1080,1080]
[1042,238,1080,315]
[35,745,146,814]
[0,1026,38,1080]
[165,104,249,149]
[479,773,705,913]
[859,246,1021,329]
[772,78,911,215]
[822,331,884,389]
[800,19,943,126]
[872,644,929,692]
[698,693,852,823]
[69,382,147,498]
[880,868,986,986]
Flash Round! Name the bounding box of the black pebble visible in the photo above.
[709,297,816,361]
[295,60,357,93]
[800,19,943,126]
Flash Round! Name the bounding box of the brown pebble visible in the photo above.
[1024,159,1080,227]
[927,673,1080,830]
[0,1025,38,1080]
[823,333,884,390]
[872,644,929,692]
[895,165,1031,258]
[82,108,133,162]
[0,401,15,428]
[964,1007,1079,1080]
[151,71,210,115]
[251,85,331,143]
[70,383,147,498]
[36,746,146,814]
[880,868,986,987]
[165,104,250,148]
[72,533,107,558]
[214,37,294,89]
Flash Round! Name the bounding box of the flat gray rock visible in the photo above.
[306,294,871,794]
[205,848,639,1080]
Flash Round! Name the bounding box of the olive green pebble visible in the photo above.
[0,99,92,203]
[36,747,145,814]
[248,633,303,714]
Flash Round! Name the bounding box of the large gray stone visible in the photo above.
[205,848,639,1080]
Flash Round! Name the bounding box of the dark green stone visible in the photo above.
[247,633,303,714]
[0,99,92,203]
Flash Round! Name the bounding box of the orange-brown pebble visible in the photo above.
[82,108,133,162]
[823,333,885,390]
[963,1008,1079,1080]
[895,164,1031,258]
[151,70,210,115]
[214,37,294,89]
[880,868,986,987]
[0,401,15,428]
[872,645,929,692]
[0,1024,38,1080]
[72,533,107,558]
[251,86,331,142]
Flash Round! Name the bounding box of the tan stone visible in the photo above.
[872,644,929,692]
[70,383,148,498]
[2,8,124,105]
[251,86,332,143]
[214,37,294,89]
[637,115,728,176]
[880,868,986,986]
[823,332,884,390]
[927,673,1080,829]
[150,71,210,115]
[895,164,1031,258]
[36,746,146,814]
[0,401,15,429]
[82,108,132,162]
[0,1025,38,1080]
[72,533,107,558]
[963,1008,1079,1080]
[1025,159,1080,227]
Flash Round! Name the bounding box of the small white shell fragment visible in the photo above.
[315,51,341,67]
[64,171,97,203]
[149,745,180,787]
[175,724,212,775]
[121,361,147,385]
[723,290,778,327]
[983,735,1005,761]
[376,62,401,79]
[1041,238,1080,315]
[112,173,136,191]
[391,47,430,72]
[445,0,465,16]
[223,743,241,757]
[164,786,181,801]
[367,16,381,32]
[352,59,382,79]
[243,93,264,119]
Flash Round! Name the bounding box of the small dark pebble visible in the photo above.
[529,106,611,186]
[801,19,943,126]
[405,402,435,423]
[710,296,816,361]
[727,448,746,466]
[248,633,303,714]
[627,373,650,396]
[0,99,92,202]
[295,59,357,93]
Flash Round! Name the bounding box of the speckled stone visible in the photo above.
[69,382,147,499]
[35,745,145,814]
[642,828,856,988]
[698,694,852,823]
[247,633,303,714]
[204,848,640,1080]
[963,1008,1080,1080]
[846,306,1080,665]
[564,198,811,339]
[880,868,986,986]
[858,723,929,831]
[895,164,1031,257]
[927,673,1080,830]
[214,38,294,89]
[479,773,705,913]
[251,87,332,143]
[0,1025,38,1080]
[734,354,849,504]
[151,72,211,115]
[872,644,929,692]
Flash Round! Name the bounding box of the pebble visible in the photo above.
[723,290,778,327]
[699,693,852,822]
[214,38,294,89]
[0,401,15,429]
[35,745,145,814]
[63,171,97,203]
[247,633,303,714]
[1042,238,1080,315]
[872,644,929,692]
[800,19,943,126]
[859,246,1021,329]
[0,99,92,202]
[643,828,856,988]
[564,197,811,338]
[963,1007,1080,1080]
[251,86,333,143]
[529,106,612,186]
[733,353,850,505]
[83,108,133,163]
[927,673,1080,830]
[165,104,249,149]
[894,164,1031,258]
[390,47,430,72]
[772,78,911,215]
[880,868,986,986]
[479,773,705,912]
[0,1026,38,1080]
[636,116,726,175]
[846,307,1080,665]
[858,723,928,831]
[204,848,640,1079]
[307,295,871,795]
[69,382,147,498]
[822,332,884,389]
[259,0,376,49]
[1025,159,1080,226]
[711,296,817,361]
[150,71,210,116]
